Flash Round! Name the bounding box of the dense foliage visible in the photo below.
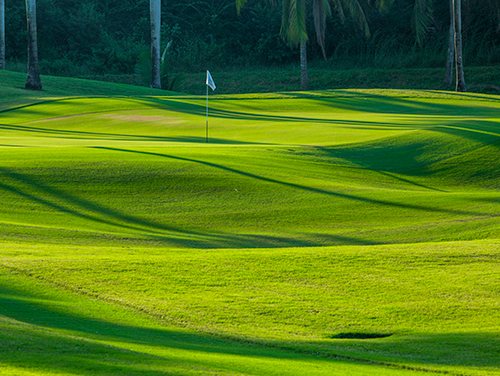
[4,0,500,79]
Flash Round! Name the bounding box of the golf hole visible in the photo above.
[329,332,393,340]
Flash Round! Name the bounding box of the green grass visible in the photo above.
[0,69,499,375]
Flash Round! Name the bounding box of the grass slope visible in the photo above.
[0,70,499,375]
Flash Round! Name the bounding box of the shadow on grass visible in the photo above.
[140,94,500,148]
[2,93,412,142]
[3,92,497,149]
[304,119,498,184]
[0,166,379,249]
[299,145,447,192]
[0,170,288,248]
[0,272,498,375]
[0,276,384,376]
[95,146,489,218]
[317,332,500,370]
[421,90,500,102]
[141,97,418,129]
[281,90,500,117]
[142,91,499,125]
[0,123,268,145]
[0,139,496,249]
[434,120,500,147]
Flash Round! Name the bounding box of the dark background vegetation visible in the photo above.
[4,0,500,92]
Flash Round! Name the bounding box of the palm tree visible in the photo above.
[150,0,161,89]
[281,0,371,89]
[444,0,454,85]
[0,0,5,69]
[281,0,309,89]
[25,0,42,90]
[447,0,498,90]
[237,0,370,90]
[452,0,466,91]
[382,0,465,91]
[300,40,308,89]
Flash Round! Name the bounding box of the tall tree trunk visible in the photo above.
[0,0,5,69]
[150,0,161,89]
[25,0,42,90]
[300,40,308,90]
[444,0,454,86]
[453,0,466,92]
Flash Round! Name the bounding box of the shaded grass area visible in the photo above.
[1,240,499,375]
[0,145,497,249]
[1,270,427,376]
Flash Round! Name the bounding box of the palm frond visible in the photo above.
[413,0,434,46]
[281,0,308,45]
[329,0,346,23]
[374,0,395,13]
[313,0,331,58]
[340,0,370,38]
[330,0,370,38]
[235,0,248,14]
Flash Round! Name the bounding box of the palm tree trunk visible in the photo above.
[300,40,309,90]
[444,0,454,86]
[453,0,466,92]
[0,0,5,69]
[150,0,161,89]
[25,0,42,90]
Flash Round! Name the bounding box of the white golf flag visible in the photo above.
[206,70,216,91]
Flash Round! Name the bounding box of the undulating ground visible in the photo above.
[0,70,499,375]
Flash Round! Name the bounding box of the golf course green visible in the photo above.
[0,70,499,375]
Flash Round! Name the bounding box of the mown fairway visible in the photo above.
[0,70,499,375]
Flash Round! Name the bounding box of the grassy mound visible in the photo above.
[0,70,499,375]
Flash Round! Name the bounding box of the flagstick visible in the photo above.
[205,84,209,143]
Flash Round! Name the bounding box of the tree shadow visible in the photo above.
[95,146,488,218]
[136,94,500,149]
[140,97,411,129]
[0,97,97,122]
[143,90,499,121]
[0,166,382,249]
[0,167,228,248]
[0,276,393,376]
[304,118,498,184]
[0,123,268,145]
[282,90,500,117]
[434,120,500,147]
[307,331,500,370]
[302,233,380,246]
[0,272,497,375]
[470,197,500,204]
[421,90,500,102]
[4,92,497,150]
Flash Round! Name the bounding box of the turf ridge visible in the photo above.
[0,70,499,375]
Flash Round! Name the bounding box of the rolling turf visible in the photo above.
[0,70,499,375]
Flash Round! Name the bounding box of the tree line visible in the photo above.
[237,0,498,91]
[0,0,498,92]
